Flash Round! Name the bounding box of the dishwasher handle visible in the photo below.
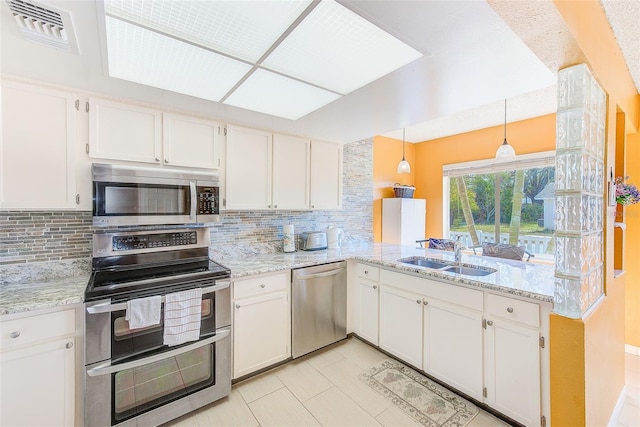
[295,268,344,281]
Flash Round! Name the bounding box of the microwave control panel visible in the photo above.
[112,231,197,251]
[197,186,219,215]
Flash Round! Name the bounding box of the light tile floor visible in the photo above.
[164,337,511,427]
[616,352,640,427]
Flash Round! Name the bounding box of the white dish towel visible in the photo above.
[163,288,203,346]
[126,295,162,329]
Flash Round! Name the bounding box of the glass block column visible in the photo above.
[554,64,606,318]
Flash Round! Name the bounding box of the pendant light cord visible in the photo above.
[402,128,406,160]
[503,99,507,143]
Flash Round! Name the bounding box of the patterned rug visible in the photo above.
[360,360,479,427]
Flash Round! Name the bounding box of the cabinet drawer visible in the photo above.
[357,263,379,281]
[234,272,288,300]
[486,294,539,327]
[1,309,75,350]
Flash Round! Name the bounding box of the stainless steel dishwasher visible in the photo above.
[292,261,347,358]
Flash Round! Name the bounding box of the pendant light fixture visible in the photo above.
[495,99,516,159]
[397,128,411,173]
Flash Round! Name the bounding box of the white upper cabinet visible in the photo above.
[88,97,162,164]
[310,140,342,209]
[272,134,310,210]
[163,113,220,169]
[225,125,273,210]
[1,81,77,210]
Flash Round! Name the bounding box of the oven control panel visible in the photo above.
[112,231,197,251]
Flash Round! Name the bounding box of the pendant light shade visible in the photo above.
[495,99,516,159]
[397,128,411,173]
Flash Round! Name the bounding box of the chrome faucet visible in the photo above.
[454,236,464,263]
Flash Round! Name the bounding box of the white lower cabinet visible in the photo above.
[364,267,547,427]
[379,284,423,369]
[353,263,380,345]
[0,308,76,427]
[423,296,483,401]
[484,294,542,427]
[232,271,290,379]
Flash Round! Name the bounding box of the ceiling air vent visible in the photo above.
[5,0,77,52]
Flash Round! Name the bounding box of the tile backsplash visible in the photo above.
[0,139,373,265]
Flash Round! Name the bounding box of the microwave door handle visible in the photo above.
[189,181,197,220]
[86,327,230,377]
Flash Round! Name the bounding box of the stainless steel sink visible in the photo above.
[441,265,496,276]
[398,257,450,269]
[398,257,496,277]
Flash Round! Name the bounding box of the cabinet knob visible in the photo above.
[235,304,240,309]
[155,157,160,162]
[268,205,272,208]
[260,284,266,288]
[487,320,494,326]
[423,300,428,305]
[373,285,377,290]
[416,299,421,304]
[364,270,369,275]
[311,205,315,209]
[274,205,278,208]
[65,342,74,349]
[506,307,514,313]
[164,159,169,164]
[9,331,20,339]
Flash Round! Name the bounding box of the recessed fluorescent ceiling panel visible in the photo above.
[102,0,422,119]
[224,69,341,120]
[104,0,312,63]
[261,0,423,95]
[105,17,251,102]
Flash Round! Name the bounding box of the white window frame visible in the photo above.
[442,151,556,239]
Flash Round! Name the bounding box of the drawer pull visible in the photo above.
[65,342,74,349]
[364,270,369,275]
[373,285,377,290]
[235,304,240,309]
[260,284,266,288]
[507,307,514,313]
[423,300,428,305]
[487,320,494,326]
[9,331,20,339]
[416,299,421,304]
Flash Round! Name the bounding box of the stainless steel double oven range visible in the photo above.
[85,164,230,426]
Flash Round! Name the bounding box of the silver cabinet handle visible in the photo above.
[274,205,278,208]
[364,270,369,275]
[416,299,421,304]
[155,157,160,162]
[507,307,514,313]
[9,331,20,339]
[164,159,169,164]
[235,304,240,309]
[87,327,230,377]
[423,300,428,305]
[487,320,494,326]
[66,342,74,349]
[372,285,377,290]
[260,284,266,288]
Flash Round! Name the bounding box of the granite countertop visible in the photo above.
[0,243,555,317]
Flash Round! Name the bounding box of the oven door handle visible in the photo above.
[86,326,230,377]
[86,281,231,314]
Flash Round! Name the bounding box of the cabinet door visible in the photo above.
[1,81,77,209]
[272,134,310,210]
[379,285,422,368]
[89,97,162,164]
[0,338,75,426]
[484,318,541,427]
[423,298,483,400]
[233,291,290,378]
[356,279,379,345]
[310,140,342,209]
[163,113,220,169]
[226,125,272,210]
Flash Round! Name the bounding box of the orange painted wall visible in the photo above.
[413,114,556,238]
[373,135,415,242]
[625,131,640,347]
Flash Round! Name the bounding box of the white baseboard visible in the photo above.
[626,344,640,356]
[608,385,628,427]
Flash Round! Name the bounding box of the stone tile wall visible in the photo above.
[0,139,374,265]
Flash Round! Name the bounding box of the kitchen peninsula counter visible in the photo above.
[1,243,554,316]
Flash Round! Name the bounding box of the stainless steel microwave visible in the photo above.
[92,163,220,227]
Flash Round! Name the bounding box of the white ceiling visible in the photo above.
[0,0,637,144]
